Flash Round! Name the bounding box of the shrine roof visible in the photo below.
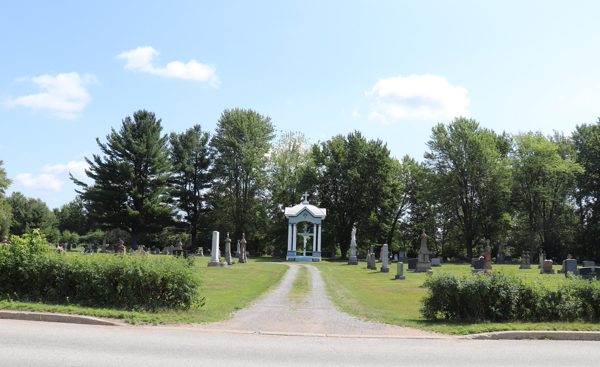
[284,200,327,218]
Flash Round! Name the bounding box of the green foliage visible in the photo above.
[421,272,600,323]
[425,118,512,259]
[53,196,89,236]
[73,110,174,248]
[61,230,80,248]
[265,131,316,253]
[511,132,582,258]
[7,192,58,239]
[313,131,394,257]
[210,108,275,245]
[170,125,213,249]
[0,160,11,197]
[0,231,202,311]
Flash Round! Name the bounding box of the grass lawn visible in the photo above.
[288,265,311,303]
[312,260,600,335]
[0,255,287,325]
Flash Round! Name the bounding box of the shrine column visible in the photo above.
[288,223,293,251]
[312,223,317,253]
[292,223,297,252]
[318,224,322,252]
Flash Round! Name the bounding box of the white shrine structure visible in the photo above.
[284,193,326,261]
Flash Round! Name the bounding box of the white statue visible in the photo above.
[351,226,357,241]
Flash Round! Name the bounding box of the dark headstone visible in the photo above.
[474,259,484,270]
[407,258,418,271]
[505,255,512,263]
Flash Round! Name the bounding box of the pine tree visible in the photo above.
[72,110,173,247]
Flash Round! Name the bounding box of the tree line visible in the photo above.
[1,110,599,262]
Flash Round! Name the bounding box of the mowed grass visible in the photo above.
[312,260,600,335]
[288,265,311,303]
[0,255,287,325]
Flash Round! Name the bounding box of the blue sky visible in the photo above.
[1,0,599,208]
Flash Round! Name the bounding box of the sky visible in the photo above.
[1,0,599,209]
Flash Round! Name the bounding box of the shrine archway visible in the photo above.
[284,193,327,262]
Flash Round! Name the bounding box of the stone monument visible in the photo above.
[368,245,376,270]
[496,240,505,264]
[519,252,531,269]
[348,226,358,265]
[396,262,405,280]
[415,230,432,273]
[224,232,233,265]
[208,231,225,267]
[238,233,248,263]
[539,251,545,274]
[236,239,240,257]
[483,239,492,272]
[380,244,389,273]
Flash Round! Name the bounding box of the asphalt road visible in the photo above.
[1,320,599,367]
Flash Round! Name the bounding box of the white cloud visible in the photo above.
[117,46,221,88]
[42,160,89,180]
[15,173,63,192]
[4,72,97,119]
[352,107,360,119]
[365,74,470,123]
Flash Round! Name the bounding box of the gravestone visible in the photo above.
[348,226,358,265]
[472,258,484,273]
[519,252,531,269]
[236,240,240,257]
[505,255,512,263]
[331,250,336,260]
[578,267,599,279]
[563,258,578,276]
[398,251,409,262]
[483,240,492,272]
[583,261,596,268]
[224,233,233,265]
[393,254,398,262]
[395,262,405,280]
[380,244,389,273]
[539,251,546,274]
[367,245,375,269]
[431,258,441,267]
[379,247,384,262]
[543,259,553,274]
[407,258,417,271]
[496,240,505,264]
[238,233,248,263]
[197,247,204,257]
[208,231,222,267]
[415,230,432,273]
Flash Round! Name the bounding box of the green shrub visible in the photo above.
[421,271,600,323]
[0,231,203,311]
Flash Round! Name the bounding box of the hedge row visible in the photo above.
[421,271,600,322]
[0,233,203,311]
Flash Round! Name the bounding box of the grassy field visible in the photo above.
[313,260,600,335]
[0,255,287,325]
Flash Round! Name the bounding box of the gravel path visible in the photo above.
[200,263,440,337]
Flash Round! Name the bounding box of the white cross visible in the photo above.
[303,192,309,202]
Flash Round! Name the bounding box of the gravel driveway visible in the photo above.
[200,263,441,337]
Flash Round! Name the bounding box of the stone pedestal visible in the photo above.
[348,233,358,265]
[483,241,492,272]
[380,244,389,273]
[208,231,222,267]
[224,233,233,265]
[415,230,431,273]
[238,233,248,263]
[395,262,405,280]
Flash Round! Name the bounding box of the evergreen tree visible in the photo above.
[170,125,214,249]
[72,110,173,247]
